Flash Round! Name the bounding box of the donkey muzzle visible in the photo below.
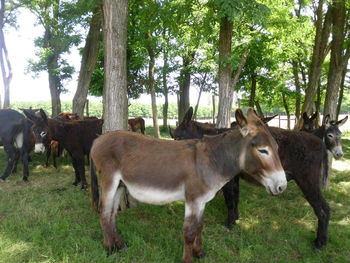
[263,171,287,196]
[332,146,344,160]
[34,143,46,154]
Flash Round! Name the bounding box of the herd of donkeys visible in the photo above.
[0,106,347,263]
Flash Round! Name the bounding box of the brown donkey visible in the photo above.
[90,109,287,263]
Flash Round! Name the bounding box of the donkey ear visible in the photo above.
[302,112,308,121]
[336,115,348,127]
[168,126,174,138]
[323,114,331,127]
[39,109,49,125]
[23,109,39,122]
[311,112,318,120]
[246,108,260,120]
[181,107,193,125]
[235,109,250,137]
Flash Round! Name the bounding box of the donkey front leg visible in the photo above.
[183,202,205,263]
[222,176,240,229]
[74,155,88,189]
[71,157,81,186]
[100,171,126,254]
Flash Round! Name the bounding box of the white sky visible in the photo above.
[1,9,211,107]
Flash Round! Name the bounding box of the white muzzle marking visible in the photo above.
[332,146,344,159]
[262,170,287,195]
[34,143,46,154]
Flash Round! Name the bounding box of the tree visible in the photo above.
[25,0,87,116]
[323,0,350,119]
[72,3,102,118]
[301,0,332,117]
[102,0,128,132]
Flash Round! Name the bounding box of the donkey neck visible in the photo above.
[48,119,67,143]
[312,126,326,140]
[201,130,247,179]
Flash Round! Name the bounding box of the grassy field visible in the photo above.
[0,129,349,263]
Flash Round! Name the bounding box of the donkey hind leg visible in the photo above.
[296,178,330,250]
[100,172,126,255]
[0,142,17,181]
[20,147,30,182]
[75,156,87,190]
[222,176,240,229]
[11,150,20,174]
[45,146,51,167]
[183,201,206,263]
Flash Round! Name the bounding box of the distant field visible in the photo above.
[0,131,349,263]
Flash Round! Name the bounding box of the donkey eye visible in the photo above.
[40,131,47,137]
[258,149,269,155]
[327,134,333,138]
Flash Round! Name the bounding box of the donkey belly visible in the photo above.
[123,180,185,205]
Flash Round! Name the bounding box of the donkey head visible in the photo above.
[323,115,348,159]
[235,108,287,195]
[171,107,203,140]
[301,112,318,131]
[23,109,51,154]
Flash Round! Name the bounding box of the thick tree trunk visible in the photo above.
[102,0,128,132]
[301,1,331,115]
[73,7,102,118]
[323,0,346,119]
[249,72,257,107]
[146,31,160,138]
[47,51,61,117]
[178,52,195,123]
[0,0,12,109]
[292,60,301,119]
[216,17,233,128]
[315,80,321,128]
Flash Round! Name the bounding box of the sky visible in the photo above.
[1,9,212,107]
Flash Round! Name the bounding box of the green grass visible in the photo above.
[0,133,350,263]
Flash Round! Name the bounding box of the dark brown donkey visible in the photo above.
[23,109,102,189]
[128,117,146,134]
[90,109,287,263]
[172,107,331,250]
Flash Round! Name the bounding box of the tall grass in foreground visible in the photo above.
[0,136,349,263]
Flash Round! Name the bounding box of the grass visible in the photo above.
[0,131,349,263]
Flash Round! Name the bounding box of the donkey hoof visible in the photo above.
[71,182,79,187]
[313,239,325,252]
[193,249,205,258]
[23,177,29,182]
[0,177,5,183]
[81,184,88,191]
[117,242,128,252]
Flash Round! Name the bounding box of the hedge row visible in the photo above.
[10,101,215,120]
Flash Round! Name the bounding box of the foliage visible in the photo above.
[0,139,350,262]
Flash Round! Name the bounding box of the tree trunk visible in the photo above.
[73,6,102,118]
[292,60,301,119]
[336,68,347,120]
[216,17,233,128]
[282,92,291,129]
[146,31,160,138]
[232,50,249,108]
[47,51,61,117]
[193,85,203,120]
[301,1,331,115]
[249,72,257,108]
[102,0,128,132]
[323,0,346,119]
[315,80,321,128]
[212,94,216,124]
[255,100,264,118]
[162,35,169,130]
[0,0,12,109]
[178,52,195,122]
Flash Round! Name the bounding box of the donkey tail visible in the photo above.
[320,145,329,189]
[90,158,100,213]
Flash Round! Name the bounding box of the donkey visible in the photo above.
[300,112,318,132]
[0,109,33,182]
[23,109,103,189]
[90,109,287,263]
[309,114,348,159]
[128,117,146,134]
[172,107,330,250]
